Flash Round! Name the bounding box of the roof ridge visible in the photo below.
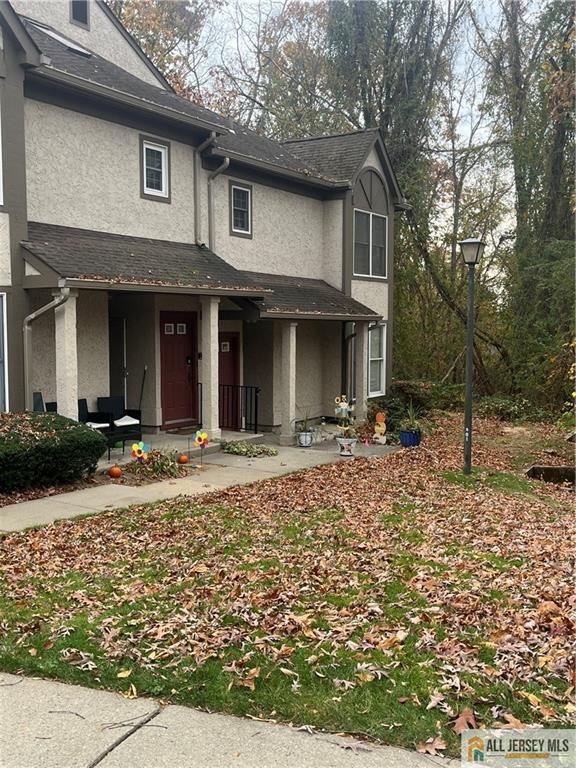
[283,128,379,144]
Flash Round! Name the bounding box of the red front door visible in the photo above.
[160,311,197,427]
[219,332,240,430]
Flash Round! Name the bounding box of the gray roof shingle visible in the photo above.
[283,130,379,182]
[239,271,379,320]
[22,223,378,319]
[20,18,367,185]
[22,222,264,293]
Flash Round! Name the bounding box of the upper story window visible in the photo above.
[354,210,387,278]
[70,1,90,29]
[230,181,252,238]
[140,136,170,202]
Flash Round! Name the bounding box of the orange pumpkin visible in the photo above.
[178,454,189,465]
[108,465,122,479]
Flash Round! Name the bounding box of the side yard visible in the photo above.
[0,414,573,756]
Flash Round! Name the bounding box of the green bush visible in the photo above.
[387,381,465,414]
[475,395,554,422]
[0,412,106,493]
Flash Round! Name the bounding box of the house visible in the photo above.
[0,0,407,442]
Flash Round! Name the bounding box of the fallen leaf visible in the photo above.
[453,707,477,735]
[416,736,447,755]
[117,669,132,678]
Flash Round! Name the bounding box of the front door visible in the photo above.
[160,311,197,427]
[219,331,240,430]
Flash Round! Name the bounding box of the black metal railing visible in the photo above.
[219,384,260,433]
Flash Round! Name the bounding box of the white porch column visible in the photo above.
[354,321,369,421]
[279,320,297,445]
[54,289,78,420]
[200,296,221,440]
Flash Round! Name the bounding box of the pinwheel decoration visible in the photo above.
[193,430,209,468]
[131,440,150,463]
[194,430,209,448]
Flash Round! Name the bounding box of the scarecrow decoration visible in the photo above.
[372,411,387,444]
[131,440,150,463]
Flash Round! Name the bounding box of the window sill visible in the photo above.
[368,391,386,399]
[353,274,388,282]
[230,229,253,239]
[141,190,171,204]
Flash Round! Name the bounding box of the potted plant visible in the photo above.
[399,401,422,447]
[334,395,357,457]
[293,410,314,448]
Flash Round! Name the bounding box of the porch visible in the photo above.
[21,223,380,443]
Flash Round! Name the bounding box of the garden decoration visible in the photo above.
[131,440,150,463]
[194,430,209,467]
[178,453,189,465]
[334,395,357,457]
[373,411,387,444]
[108,465,122,479]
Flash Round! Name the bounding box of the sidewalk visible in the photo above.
[0,442,396,533]
[0,672,458,768]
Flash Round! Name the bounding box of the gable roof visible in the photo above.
[21,17,230,134]
[285,128,405,203]
[14,9,405,195]
[284,129,380,183]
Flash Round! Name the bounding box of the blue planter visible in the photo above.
[399,429,421,448]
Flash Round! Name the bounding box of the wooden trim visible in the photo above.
[228,180,253,238]
[140,134,171,203]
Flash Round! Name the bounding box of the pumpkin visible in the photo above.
[178,454,189,465]
[108,465,122,479]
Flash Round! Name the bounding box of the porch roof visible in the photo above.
[21,222,268,296]
[239,271,381,321]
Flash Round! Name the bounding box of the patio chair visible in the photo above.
[96,396,142,453]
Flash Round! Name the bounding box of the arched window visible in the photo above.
[353,169,389,278]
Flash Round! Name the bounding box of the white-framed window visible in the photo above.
[353,209,387,278]
[230,183,252,236]
[141,138,170,200]
[368,323,386,397]
[0,293,8,411]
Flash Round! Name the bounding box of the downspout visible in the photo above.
[207,156,230,251]
[23,283,70,411]
[194,131,217,245]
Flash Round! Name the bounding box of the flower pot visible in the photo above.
[399,429,421,448]
[297,430,313,448]
[336,437,357,457]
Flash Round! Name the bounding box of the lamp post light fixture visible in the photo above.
[458,237,486,475]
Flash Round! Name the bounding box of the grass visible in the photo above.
[0,414,573,756]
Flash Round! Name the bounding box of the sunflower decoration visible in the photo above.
[131,440,150,463]
[194,430,209,448]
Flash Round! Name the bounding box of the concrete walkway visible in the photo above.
[0,442,396,533]
[0,672,458,768]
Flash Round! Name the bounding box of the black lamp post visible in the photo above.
[458,237,486,475]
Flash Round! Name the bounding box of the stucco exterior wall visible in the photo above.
[11,1,163,87]
[351,280,389,319]
[322,199,343,290]
[29,288,109,408]
[295,321,342,420]
[0,213,10,285]
[209,171,326,280]
[24,100,196,242]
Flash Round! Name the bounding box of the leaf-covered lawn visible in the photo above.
[0,414,574,755]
